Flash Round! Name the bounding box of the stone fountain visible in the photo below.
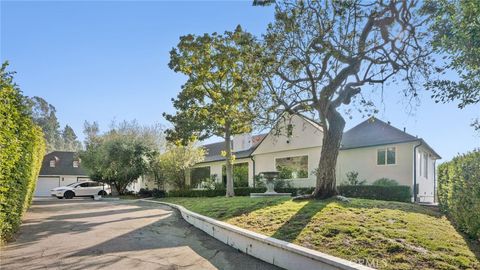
[250,171,292,197]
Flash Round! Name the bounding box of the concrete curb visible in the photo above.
[141,199,374,270]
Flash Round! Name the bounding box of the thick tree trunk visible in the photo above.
[111,183,120,196]
[224,126,235,197]
[312,109,346,199]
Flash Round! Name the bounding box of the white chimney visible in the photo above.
[232,133,252,152]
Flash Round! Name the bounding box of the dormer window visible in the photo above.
[49,160,56,168]
[73,160,79,168]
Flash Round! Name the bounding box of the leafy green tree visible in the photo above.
[258,1,431,198]
[26,96,61,152]
[153,143,205,190]
[26,96,82,151]
[423,0,480,129]
[83,120,100,146]
[164,25,264,197]
[61,125,82,151]
[80,121,160,195]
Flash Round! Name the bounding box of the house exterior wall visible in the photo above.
[252,114,323,188]
[189,158,254,187]
[35,175,90,196]
[186,114,439,203]
[127,175,157,193]
[336,142,416,187]
[415,145,437,203]
[38,175,90,186]
[253,114,323,155]
[336,141,438,203]
[254,147,322,187]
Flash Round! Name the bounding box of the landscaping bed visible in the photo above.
[157,197,479,270]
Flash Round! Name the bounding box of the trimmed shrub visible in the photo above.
[0,63,46,243]
[277,187,314,196]
[166,186,410,202]
[372,178,399,186]
[151,188,166,198]
[437,150,480,240]
[167,187,267,197]
[138,188,166,198]
[337,185,411,202]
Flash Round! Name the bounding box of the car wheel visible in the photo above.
[98,190,107,196]
[64,190,75,199]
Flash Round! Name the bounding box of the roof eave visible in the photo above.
[340,139,421,151]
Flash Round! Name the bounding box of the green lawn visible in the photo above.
[158,197,480,270]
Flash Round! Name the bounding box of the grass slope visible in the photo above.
[159,197,479,270]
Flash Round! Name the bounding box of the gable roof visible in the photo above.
[199,117,441,163]
[200,134,266,163]
[39,151,89,176]
[340,118,441,159]
[340,118,418,149]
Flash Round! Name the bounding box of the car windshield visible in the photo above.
[66,182,81,187]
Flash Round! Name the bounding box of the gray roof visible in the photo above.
[340,118,441,159]
[200,134,267,163]
[340,118,418,149]
[39,151,89,176]
[200,117,441,163]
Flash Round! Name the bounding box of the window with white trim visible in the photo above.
[423,152,428,178]
[275,155,308,179]
[49,160,56,167]
[73,160,79,168]
[377,147,396,165]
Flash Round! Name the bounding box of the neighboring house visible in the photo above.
[34,151,90,196]
[188,114,441,203]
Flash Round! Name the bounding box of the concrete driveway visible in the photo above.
[0,198,279,270]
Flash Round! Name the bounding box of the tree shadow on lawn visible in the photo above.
[275,198,480,266]
[194,197,289,221]
[271,200,326,242]
[269,198,440,243]
[337,198,442,217]
[445,216,480,263]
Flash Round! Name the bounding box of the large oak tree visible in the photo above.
[258,0,432,198]
[164,26,264,197]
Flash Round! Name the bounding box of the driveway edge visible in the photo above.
[141,199,374,270]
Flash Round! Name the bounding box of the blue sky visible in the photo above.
[1,1,479,162]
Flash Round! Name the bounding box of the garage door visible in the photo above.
[34,177,60,196]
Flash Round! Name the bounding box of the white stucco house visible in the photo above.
[187,115,441,203]
[34,151,90,196]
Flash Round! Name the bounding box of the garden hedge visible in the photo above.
[437,150,480,240]
[337,185,411,202]
[167,187,267,197]
[166,185,411,202]
[0,64,46,243]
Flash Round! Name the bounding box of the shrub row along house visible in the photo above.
[188,115,440,203]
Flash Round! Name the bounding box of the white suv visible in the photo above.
[51,181,110,199]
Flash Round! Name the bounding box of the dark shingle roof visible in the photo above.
[200,134,266,163]
[39,151,88,176]
[199,117,441,162]
[340,118,419,150]
[339,118,441,158]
